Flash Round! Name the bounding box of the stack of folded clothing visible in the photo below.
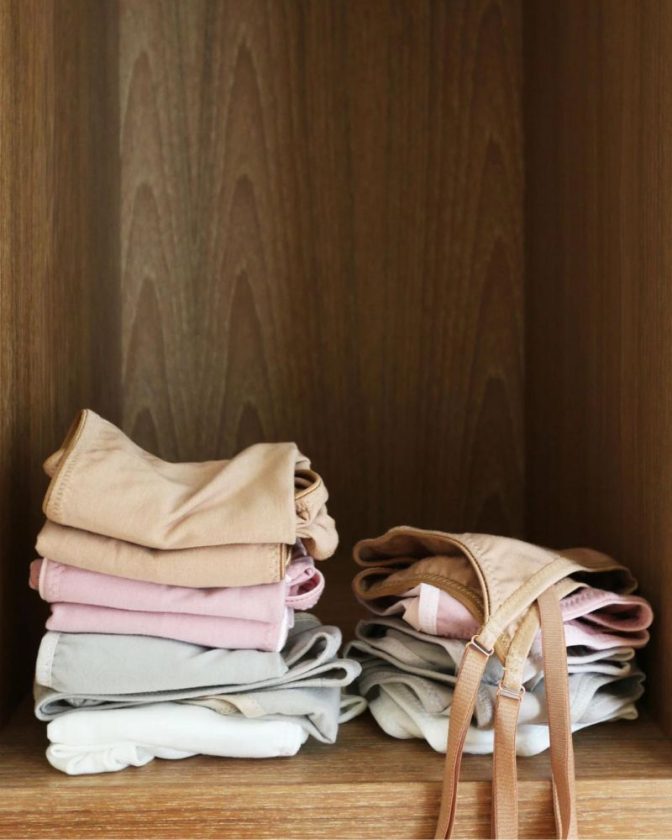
[346,527,653,756]
[31,409,363,774]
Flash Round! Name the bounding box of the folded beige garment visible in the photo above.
[42,410,337,559]
[36,521,289,587]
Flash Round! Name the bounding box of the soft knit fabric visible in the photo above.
[185,685,367,744]
[348,527,651,774]
[346,618,638,688]
[35,521,292,587]
[42,410,337,558]
[46,703,309,775]
[32,549,326,650]
[363,677,641,757]
[378,582,652,650]
[30,551,324,621]
[44,602,293,652]
[34,614,361,720]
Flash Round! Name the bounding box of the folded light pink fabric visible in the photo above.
[381,583,652,651]
[42,409,337,560]
[29,551,324,624]
[45,603,292,652]
[541,586,653,650]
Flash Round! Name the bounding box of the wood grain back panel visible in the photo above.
[525,0,672,732]
[119,0,525,631]
[0,0,120,724]
[0,0,524,718]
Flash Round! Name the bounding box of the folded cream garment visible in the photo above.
[185,684,366,744]
[42,410,336,559]
[46,703,309,775]
[35,522,289,587]
[30,551,324,623]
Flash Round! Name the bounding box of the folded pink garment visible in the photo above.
[29,550,324,624]
[560,619,649,650]
[385,583,652,650]
[549,586,653,650]
[45,602,291,652]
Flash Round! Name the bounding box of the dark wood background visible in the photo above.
[118,0,524,631]
[525,0,672,735]
[0,0,120,723]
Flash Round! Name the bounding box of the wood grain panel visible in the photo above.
[2,705,671,839]
[525,1,672,732]
[119,0,525,630]
[0,0,120,724]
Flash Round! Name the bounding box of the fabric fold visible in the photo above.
[34,614,361,720]
[46,703,309,775]
[42,409,336,559]
[363,676,641,757]
[36,522,289,587]
[44,602,292,652]
[30,551,324,623]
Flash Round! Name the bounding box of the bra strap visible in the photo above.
[433,636,492,838]
[538,586,578,839]
[492,604,540,838]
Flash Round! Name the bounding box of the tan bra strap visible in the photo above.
[433,637,492,839]
[493,684,523,839]
[538,586,579,839]
[491,604,540,839]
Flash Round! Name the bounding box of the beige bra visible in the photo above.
[353,527,636,839]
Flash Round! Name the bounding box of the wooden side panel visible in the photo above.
[525,1,672,731]
[119,0,525,628]
[0,0,120,723]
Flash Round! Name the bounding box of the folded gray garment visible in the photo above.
[355,657,644,729]
[186,685,367,743]
[358,662,643,756]
[35,613,361,720]
[344,617,637,690]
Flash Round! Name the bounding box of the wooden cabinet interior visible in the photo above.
[0,1,671,824]
[1,0,526,723]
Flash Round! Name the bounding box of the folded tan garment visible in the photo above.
[42,410,337,559]
[36,521,290,587]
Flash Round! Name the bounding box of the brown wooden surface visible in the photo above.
[525,0,672,734]
[0,0,120,725]
[0,0,524,725]
[119,0,525,633]
[1,704,671,838]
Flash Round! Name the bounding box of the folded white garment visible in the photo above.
[367,683,639,757]
[47,702,309,775]
[357,661,644,756]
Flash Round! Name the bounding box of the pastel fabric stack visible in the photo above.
[31,410,361,774]
[30,547,320,651]
[36,614,365,774]
[345,529,653,756]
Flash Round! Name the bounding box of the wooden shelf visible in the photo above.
[1,701,671,838]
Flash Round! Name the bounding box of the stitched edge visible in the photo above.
[44,411,90,522]
[36,632,60,687]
